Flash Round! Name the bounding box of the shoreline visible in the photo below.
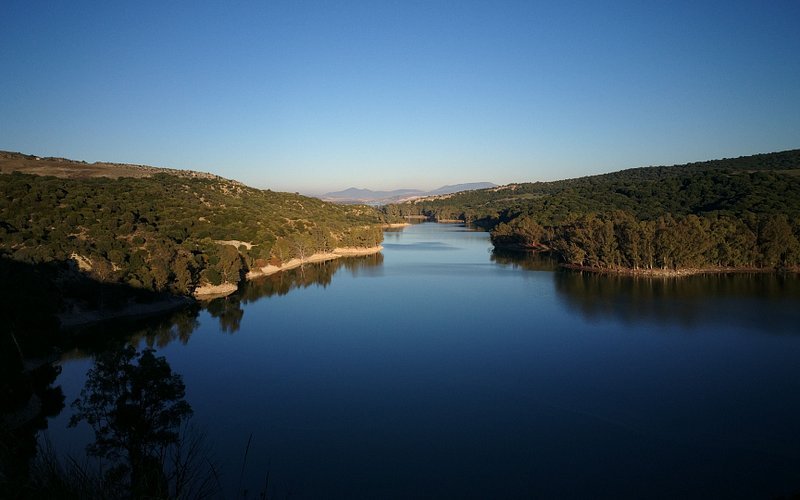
[59,245,384,329]
[491,244,799,277]
[195,245,384,299]
[560,263,796,278]
[192,282,239,299]
[52,243,797,330]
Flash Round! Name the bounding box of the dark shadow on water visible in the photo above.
[0,252,386,483]
[0,348,65,497]
[67,344,211,498]
[1,340,219,498]
[53,305,202,364]
[554,270,800,334]
[491,250,800,334]
[6,243,800,497]
[1,252,384,347]
[491,248,561,272]
[0,256,199,349]
[0,258,207,496]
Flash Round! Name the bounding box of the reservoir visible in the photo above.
[40,223,800,498]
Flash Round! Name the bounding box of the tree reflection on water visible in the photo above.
[69,344,195,498]
[0,349,64,497]
[551,270,800,333]
[204,252,384,333]
[1,254,385,495]
[492,248,800,334]
[1,342,215,498]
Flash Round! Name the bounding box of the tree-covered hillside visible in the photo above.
[0,169,386,301]
[386,149,800,272]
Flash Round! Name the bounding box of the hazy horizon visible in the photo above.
[2,1,799,193]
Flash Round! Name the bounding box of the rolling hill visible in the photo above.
[320,182,497,204]
[385,149,800,273]
[1,151,388,331]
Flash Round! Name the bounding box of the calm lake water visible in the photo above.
[45,223,800,498]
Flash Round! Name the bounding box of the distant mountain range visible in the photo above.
[320,182,498,205]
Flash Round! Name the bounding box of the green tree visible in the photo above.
[216,244,243,283]
[759,214,800,268]
[270,237,292,265]
[290,233,316,261]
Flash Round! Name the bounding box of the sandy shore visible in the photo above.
[244,246,383,281]
[193,246,383,298]
[60,245,383,326]
[193,282,239,298]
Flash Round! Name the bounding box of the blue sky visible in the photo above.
[2,1,799,193]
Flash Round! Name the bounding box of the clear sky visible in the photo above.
[2,1,799,193]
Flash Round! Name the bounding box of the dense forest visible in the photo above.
[0,159,386,328]
[385,149,800,272]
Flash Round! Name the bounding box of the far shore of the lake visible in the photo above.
[492,242,800,277]
[560,263,799,277]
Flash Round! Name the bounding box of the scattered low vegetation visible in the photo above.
[0,153,386,328]
[0,171,385,292]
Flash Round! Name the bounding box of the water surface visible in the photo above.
[45,223,800,498]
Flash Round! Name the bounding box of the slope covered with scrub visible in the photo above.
[0,153,386,303]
